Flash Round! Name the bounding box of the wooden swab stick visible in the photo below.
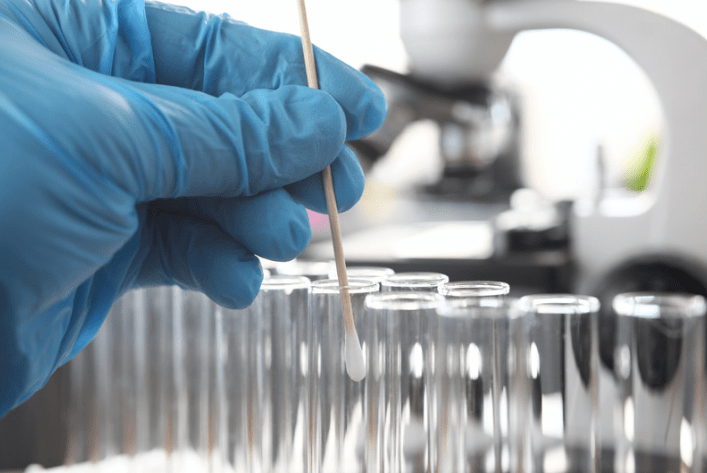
[295,0,366,382]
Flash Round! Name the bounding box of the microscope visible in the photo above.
[353,0,524,204]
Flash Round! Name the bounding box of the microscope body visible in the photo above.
[387,0,707,302]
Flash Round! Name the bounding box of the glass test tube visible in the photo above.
[276,259,336,281]
[345,266,396,283]
[258,256,280,275]
[216,276,311,473]
[439,281,511,301]
[516,294,600,473]
[381,272,450,292]
[434,293,517,473]
[142,286,174,469]
[308,279,380,473]
[172,288,217,472]
[98,289,148,471]
[611,293,707,473]
[364,292,445,473]
[64,290,149,470]
[66,327,99,465]
[65,287,172,469]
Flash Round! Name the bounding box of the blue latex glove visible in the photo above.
[0,0,386,417]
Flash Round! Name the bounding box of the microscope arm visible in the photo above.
[486,0,707,291]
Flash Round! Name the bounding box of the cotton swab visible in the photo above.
[295,0,366,382]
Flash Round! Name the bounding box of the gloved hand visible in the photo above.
[0,0,386,416]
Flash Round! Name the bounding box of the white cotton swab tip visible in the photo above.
[345,330,367,382]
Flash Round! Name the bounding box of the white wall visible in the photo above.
[167,0,407,73]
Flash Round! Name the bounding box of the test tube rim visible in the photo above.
[364,291,445,311]
[612,292,707,319]
[439,280,511,298]
[381,271,450,289]
[518,293,600,315]
[259,274,311,291]
[257,256,279,271]
[345,266,396,282]
[310,278,381,295]
[275,259,335,277]
[437,296,522,319]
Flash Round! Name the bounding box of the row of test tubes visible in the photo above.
[60,260,707,473]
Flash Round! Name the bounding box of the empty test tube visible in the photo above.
[141,286,174,468]
[216,275,311,473]
[364,292,445,473]
[65,289,151,471]
[104,290,147,469]
[345,266,395,283]
[611,293,707,473]
[171,288,217,472]
[276,259,336,281]
[435,294,519,473]
[65,287,173,470]
[439,280,510,302]
[381,272,450,292]
[66,326,99,465]
[516,294,600,473]
[258,256,279,275]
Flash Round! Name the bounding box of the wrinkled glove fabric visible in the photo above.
[0,0,386,417]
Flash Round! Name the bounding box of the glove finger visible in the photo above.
[137,213,263,309]
[3,21,357,206]
[128,81,350,200]
[0,0,156,81]
[7,34,348,203]
[144,2,387,140]
[286,145,365,214]
[154,188,312,262]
